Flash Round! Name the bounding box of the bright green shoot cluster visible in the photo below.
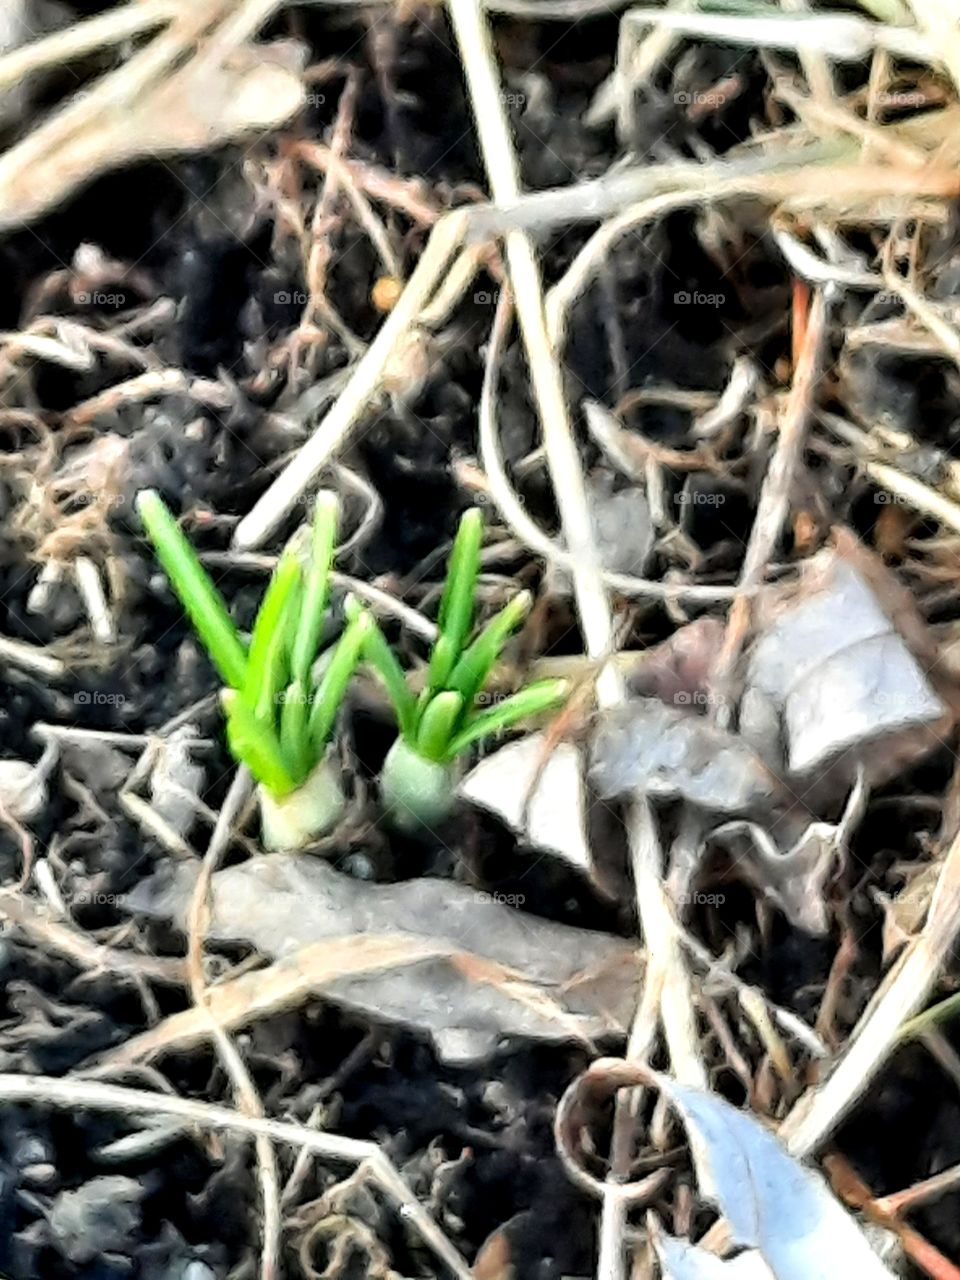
[136,490,367,800]
[359,508,568,829]
[361,508,568,765]
[137,494,569,838]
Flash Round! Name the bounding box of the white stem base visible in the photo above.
[259,758,345,851]
[380,738,458,832]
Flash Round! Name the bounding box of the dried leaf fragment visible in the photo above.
[0,37,306,232]
[566,1059,893,1278]
[589,698,781,815]
[124,856,640,1062]
[742,549,947,778]
[458,731,592,877]
[656,1075,894,1277]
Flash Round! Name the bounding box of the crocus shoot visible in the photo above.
[137,489,368,850]
[361,507,569,830]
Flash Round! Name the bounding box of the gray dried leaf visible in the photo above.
[546,462,653,596]
[742,551,946,777]
[590,698,781,815]
[649,1073,894,1279]
[458,732,592,877]
[125,855,639,1063]
[710,772,867,935]
[57,737,131,794]
[149,725,205,838]
[653,1230,768,1279]
[588,470,654,574]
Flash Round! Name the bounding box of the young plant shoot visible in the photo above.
[362,507,569,830]
[136,489,368,851]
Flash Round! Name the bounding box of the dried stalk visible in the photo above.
[0,1072,474,1280]
[447,6,703,1280]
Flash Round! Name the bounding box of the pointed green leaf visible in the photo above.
[245,551,301,721]
[136,490,247,688]
[358,614,417,741]
[291,491,338,685]
[428,508,483,694]
[279,680,312,784]
[416,690,465,761]
[447,589,532,709]
[222,689,297,796]
[308,612,370,751]
[444,679,570,759]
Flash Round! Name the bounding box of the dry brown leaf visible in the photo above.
[122,856,640,1063]
[742,538,949,783]
[100,934,455,1067]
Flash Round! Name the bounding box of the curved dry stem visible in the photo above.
[0,1071,474,1280]
[186,768,281,1280]
[479,291,741,605]
[449,8,705,1278]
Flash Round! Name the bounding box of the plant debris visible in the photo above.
[124,854,640,1062]
[561,1059,895,1280]
[742,542,950,782]
[459,730,593,879]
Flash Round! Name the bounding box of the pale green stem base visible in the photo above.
[259,756,345,851]
[380,737,459,832]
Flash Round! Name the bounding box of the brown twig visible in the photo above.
[185,768,281,1280]
[0,1072,474,1280]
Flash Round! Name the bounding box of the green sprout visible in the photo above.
[136,489,368,849]
[361,507,569,829]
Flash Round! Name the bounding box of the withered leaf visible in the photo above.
[646,1071,894,1279]
[742,546,947,779]
[589,698,782,815]
[459,732,593,878]
[124,856,640,1063]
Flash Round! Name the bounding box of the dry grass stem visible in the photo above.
[448,5,704,1277]
[780,821,960,1157]
[709,288,828,727]
[481,292,741,603]
[0,634,65,679]
[185,768,281,1280]
[0,1071,475,1279]
[235,210,467,549]
[0,887,186,984]
[0,0,178,95]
